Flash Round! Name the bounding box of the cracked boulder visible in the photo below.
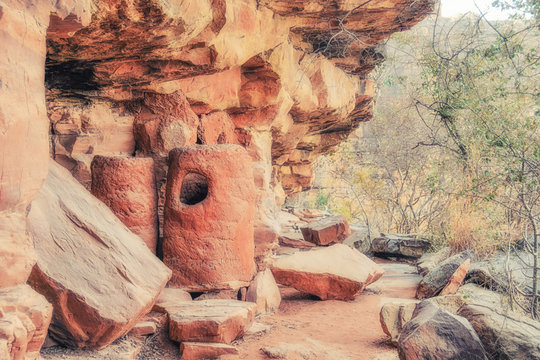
[27,161,171,349]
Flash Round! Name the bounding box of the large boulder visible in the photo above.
[300,216,351,246]
[27,161,171,349]
[163,145,256,291]
[398,301,488,360]
[416,251,473,299]
[271,244,384,300]
[467,250,536,294]
[458,303,540,360]
[371,234,430,259]
[0,285,53,360]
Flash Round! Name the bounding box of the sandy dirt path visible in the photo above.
[223,260,421,360]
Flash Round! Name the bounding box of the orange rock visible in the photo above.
[133,91,198,157]
[246,269,282,314]
[153,288,193,314]
[271,244,384,300]
[440,259,471,296]
[300,216,351,246]
[180,342,238,360]
[27,161,171,349]
[198,112,238,145]
[0,285,53,360]
[163,145,256,291]
[166,300,256,344]
[91,156,158,253]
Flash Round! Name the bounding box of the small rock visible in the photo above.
[246,269,282,314]
[380,302,417,345]
[439,258,471,296]
[278,235,317,249]
[129,321,157,336]
[180,342,238,360]
[194,290,239,301]
[271,244,384,300]
[245,322,273,336]
[398,301,488,360]
[416,250,473,299]
[371,234,430,259]
[300,216,351,246]
[153,288,192,313]
[166,300,256,344]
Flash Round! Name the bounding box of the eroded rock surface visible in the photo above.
[91,156,158,252]
[371,234,430,259]
[27,161,171,349]
[0,285,53,360]
[271,244,384,300]
[163,145,256,291]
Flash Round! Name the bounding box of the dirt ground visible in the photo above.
[222,260,421,360]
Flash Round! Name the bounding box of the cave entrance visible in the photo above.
[180,173,209,205]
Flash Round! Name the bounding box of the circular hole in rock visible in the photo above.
[180,173,209,205]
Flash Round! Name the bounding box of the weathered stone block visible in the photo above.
[91,156,158,253]
[164,145,256,291]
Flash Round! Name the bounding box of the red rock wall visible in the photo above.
[1,0,433,295]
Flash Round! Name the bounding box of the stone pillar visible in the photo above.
[90,156,158,253]
[164,145,256,291]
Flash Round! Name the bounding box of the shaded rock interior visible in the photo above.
[180,173,209,205]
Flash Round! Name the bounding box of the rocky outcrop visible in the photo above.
[163,145,256,291]
[398,301,488,360]
[271,244,384,300]
[27,161,171,349]
[0,285,53,360]
[300,216,351,246]
[40,0,434,266]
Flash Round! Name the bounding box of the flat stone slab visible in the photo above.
[180,342,238,360]
[166,300,256,344]
[271,244,384,300]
